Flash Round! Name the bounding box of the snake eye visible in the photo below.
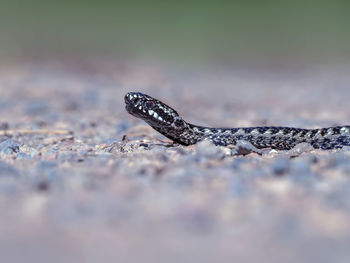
[145,100,153,108]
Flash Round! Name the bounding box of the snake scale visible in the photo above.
[125,92,350,150]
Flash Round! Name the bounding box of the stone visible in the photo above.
[231,140,262,156]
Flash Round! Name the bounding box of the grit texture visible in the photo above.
[1,61,350,263]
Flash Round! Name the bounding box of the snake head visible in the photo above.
[125,92,184,128]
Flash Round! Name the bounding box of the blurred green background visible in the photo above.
[1,0,350,65]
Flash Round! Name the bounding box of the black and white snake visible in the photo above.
[125,92,350,150]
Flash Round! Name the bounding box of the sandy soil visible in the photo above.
[0,60,350,263]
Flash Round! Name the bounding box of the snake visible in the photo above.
[125,92,350,150]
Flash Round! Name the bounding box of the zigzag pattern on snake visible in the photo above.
[125,92,350,150]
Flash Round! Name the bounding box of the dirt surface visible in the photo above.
[1,60,350,263]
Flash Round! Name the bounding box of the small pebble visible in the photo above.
[195,140,225,160]
[231,140,262,156]
[37,180,50,191]
[0,139,20,154]
[287,143,314,158]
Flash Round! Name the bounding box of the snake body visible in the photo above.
[125,92,350,150]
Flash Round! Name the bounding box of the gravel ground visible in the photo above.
[1,60,350,263]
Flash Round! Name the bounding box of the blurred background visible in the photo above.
[1,0,350,66]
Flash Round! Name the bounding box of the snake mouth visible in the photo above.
[124,96,134,115]
[125,101,144,120]
[125,104,134,114]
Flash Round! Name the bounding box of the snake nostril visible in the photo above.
[130,97,138,104]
